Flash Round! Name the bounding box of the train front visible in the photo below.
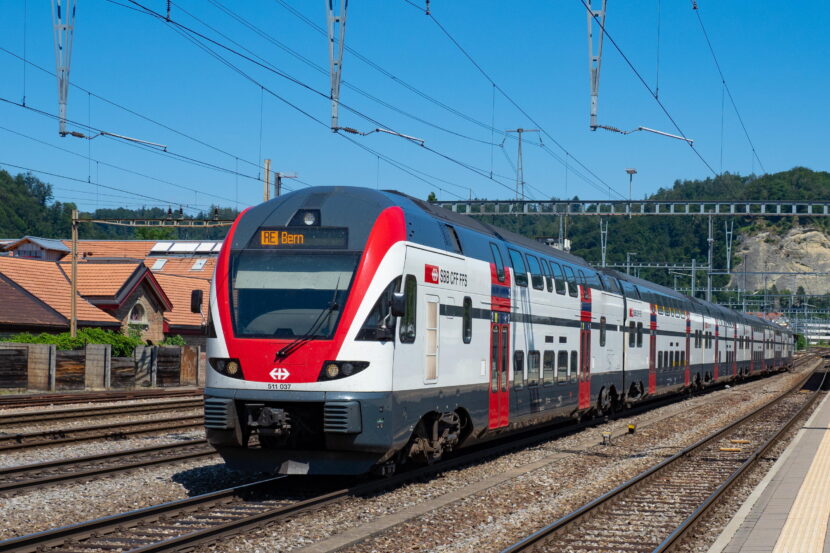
[204,187,407,475]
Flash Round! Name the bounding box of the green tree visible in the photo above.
[135,227,176,240]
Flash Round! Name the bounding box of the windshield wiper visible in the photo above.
[275,276,341,361]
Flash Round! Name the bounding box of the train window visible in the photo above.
[543,351,555,384]
[443,224,463,254]
[670,351,675,368]
[629,321,636,347]
[489,243,506,282]
[658,304,664,316]
[528,351,540,386]
[462,297,472,344]
[557,351,569,383]
[356,276,402,341]
[508,249,528,287]
[563,266,579,297]
[549,261,566,295]
[604,276,621,294]
[658,351,663,369]
[600,317,607,347]
[570,351,578,383]
[399,275,417,344]
[577,270,587,287]
[513,350,525,388]
[491,327,499,390]
[526,255,545,290]
[682,351,686,366]
[539,259,553,292]
[636,322,643,347]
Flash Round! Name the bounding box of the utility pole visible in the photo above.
[70,209,78,337]
[626,251,636,275]
[599,218,608,267]
[691,258,697,298]
[263,159,271,202]
[326,0,348,131]
[724,219,734,273]
[506,128,539,200]
[51,0,77,136]
[625,168,637,217]
[273,172,298,198]
[706,215,714,302]
[586,0,607,130]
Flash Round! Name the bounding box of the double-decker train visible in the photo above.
[201,187,794,475]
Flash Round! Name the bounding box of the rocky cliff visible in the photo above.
[730,226,830,293]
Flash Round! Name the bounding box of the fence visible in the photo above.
[0,343,200,391]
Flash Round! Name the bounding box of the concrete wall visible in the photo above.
[26,344,55,391]
[85,344,111,389]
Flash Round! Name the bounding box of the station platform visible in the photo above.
[709,387,830,553]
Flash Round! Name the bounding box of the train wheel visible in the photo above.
[405,412,462,465]
[597,387,611,415]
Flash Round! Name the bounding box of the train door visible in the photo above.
[714,322,720,380]
[424,295,439,383]
[733,323,738,377]
[648,304,657,394]
[684,312,691,387]
[578,286,592,410]
[488,313,509,429]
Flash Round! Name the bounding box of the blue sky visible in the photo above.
[0,0,827,213]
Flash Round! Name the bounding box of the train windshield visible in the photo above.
[229,251,360,338]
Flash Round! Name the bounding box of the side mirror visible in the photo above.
[190,289,204,314]
[391,292,406,317]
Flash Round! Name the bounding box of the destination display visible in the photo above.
[254,227,348,249]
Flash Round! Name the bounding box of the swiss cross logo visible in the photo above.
[425,264,440,284]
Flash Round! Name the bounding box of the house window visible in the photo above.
[129,303,147,323]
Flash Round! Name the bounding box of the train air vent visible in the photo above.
[323,401,362,434]
[204,397,234,429]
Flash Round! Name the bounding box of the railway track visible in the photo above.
[500,365,827,553]
[0,415,204,452]
[0,399,203,426]
[0,389,202,410]
[0,440,215,495]
[0,360,815,553]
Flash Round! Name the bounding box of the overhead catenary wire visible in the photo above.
[116,0,523,199]
[576,0,719,176]
[0,95,276,199]
[0,124,255,204]
[402,0,627,200]
[691,2,765,173]
[0,160,201,212]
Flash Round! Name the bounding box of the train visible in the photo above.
[200,186,795,475]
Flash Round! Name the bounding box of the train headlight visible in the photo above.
[325,363,340,379]
[209,358,244,379]
[303,212,317,226]
[225,360,240,376]
[319,361,370,380]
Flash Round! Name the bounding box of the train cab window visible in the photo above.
[600,316,607,347]
[508,249,528,287]
[539,259,553,292]
[557,351,569,383]
[636,322,643,347]
[356,276,402,341]
[513,350,525,388]
[563,266,579,298]
[570,351,578,383]
[462,297,472,344]
[399,275,417,344]
[526,254,545,290]
[528,351,540,386]
[629,321,636,347]
[489,243,506,282]
[550,261,566,295]
[543,351,555,384]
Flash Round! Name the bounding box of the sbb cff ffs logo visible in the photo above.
[425,264,440,284]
